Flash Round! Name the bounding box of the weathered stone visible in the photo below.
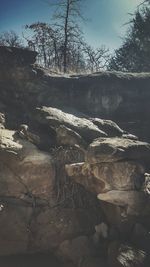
[143,173,150,195]
[97,190,146,216]
[35,106,107,143]
[66,153,148,225]
[0,128,103,256]
[1,46,150,142]
[66,161,145,193]
[122,133,138,140]
[0,112,5,128]
[0,123,5,129]
[56,236,94,264]
[108,242,147,267]
[29,207,101,253]
[66,161,146,219]
[91,118,124,137]
[92,222,108,245]
[56,125,87,148]
[65,162,105,194]
[0,203,32,255]
[91,161,145,191]
[86,137,150,163]
[0,129,55,200]
[132,223,150,252]
[132,223,148,240]
[0,46,37,67]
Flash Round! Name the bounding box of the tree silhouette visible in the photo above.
[0,30,23,47]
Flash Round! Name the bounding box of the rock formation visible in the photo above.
[0,46,150,266]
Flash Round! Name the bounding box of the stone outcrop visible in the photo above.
[66,137,149,219]
[0,128,101,257]
[0,46,150,266]
[108,242,147,267]
[34,106,107,144]
[0,46,37,66]
[1,46,150,141]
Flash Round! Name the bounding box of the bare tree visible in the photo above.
[24,22,60,69]
[0,30,23,47]
[83,43,110,72]
[50,0,85,73]
[22,1,110,73]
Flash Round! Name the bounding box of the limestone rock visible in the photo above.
[56,236,94,264]
[66,161,145,193]
[0,46,37,67]
[0,122,5,129]
[122,133,138,140]
[65,162,104,194]
[97,190,146,216]
[90,161,145,191]
[86,137,150,163]
[35,106,107,143]
[1,45,150,143]
[91,118,124,137]
[0,203,32,255]
[18,124,41,147]
[92,222,108,245]
[66,160,147,217]
[27,207,99,252]
[0,128,103,256]
[132,223,150,251]
[143,173,150,195]
[0,129,55,200]
[0,112,5,129]
[108,242,147,267]
[0,129,22,154]
[56,125,87,148]
[66,137,149,226]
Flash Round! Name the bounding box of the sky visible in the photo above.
[0,0,143,52]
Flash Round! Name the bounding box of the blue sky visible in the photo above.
[0,0,142,52]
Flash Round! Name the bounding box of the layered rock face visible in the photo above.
[1,46,150,141]
[0,46,150,267]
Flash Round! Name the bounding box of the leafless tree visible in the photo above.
[50,0,85,73]
[0,30,23,47]
[83,43,110,72]
[24,22,60,69]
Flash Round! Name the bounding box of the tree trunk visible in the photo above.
[63,0,70,73]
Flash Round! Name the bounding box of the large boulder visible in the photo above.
[0,129,55,200]
[86,137,150,163]
[0,128,102,256]
[34,106,107,144]
[97,190,146,216]
[66,161,145,194]
[108,242,148,267]
[66,161,147,217]
[0,46,37,67]
[66,135,150,230]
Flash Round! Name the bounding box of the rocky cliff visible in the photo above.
[0,46,150,267]
[1,46,150,141]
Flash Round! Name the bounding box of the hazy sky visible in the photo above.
[0,0,142,52]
